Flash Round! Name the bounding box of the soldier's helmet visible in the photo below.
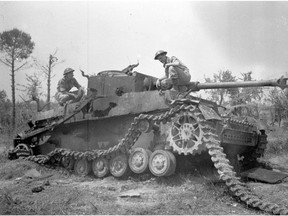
[63,68,75,75]
[154,50,167,60]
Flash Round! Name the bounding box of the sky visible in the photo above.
[1,1,288,101]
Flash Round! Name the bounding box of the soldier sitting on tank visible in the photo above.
[154,50,191,92]
[55,67,85,106]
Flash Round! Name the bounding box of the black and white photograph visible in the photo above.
[0,1,288,215]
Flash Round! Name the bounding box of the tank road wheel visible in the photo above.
[166,151,176,175]
[74,158,91,176]
[149,150,176,177]
[109,153,130,178]
[128,148,152,174]
[168,110,205,155]
[92,157,109,178]
[61,156,75,170]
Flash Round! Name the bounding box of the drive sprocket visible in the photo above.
[167,107,206,155]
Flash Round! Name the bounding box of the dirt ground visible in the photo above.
[0,149,288,215]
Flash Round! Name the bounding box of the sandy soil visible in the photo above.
[0,152,287,215]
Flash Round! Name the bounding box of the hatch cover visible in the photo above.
[240,167,288,184]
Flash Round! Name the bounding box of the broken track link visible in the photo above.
[24,102,288,215]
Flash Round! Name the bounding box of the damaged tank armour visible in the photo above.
[8,64,288,215]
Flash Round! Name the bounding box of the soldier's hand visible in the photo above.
[156,79,161,88]
[69,93,77,98]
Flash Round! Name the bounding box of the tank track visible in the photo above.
[25,101,288,215]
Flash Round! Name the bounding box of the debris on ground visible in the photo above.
[119,189,141,198]
[31,186,44,193]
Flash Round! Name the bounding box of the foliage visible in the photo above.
[204,71,263,119]
[265,88,288,126]
[0,28,34,59]
[204,70,238,106]
[0,28,35,131]
[229,72,263,118]
[0,90,11,129]
[266,125,288,155]
[18,72,44,111]
[0,88,46,136]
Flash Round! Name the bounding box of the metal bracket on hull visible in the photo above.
[199,104,221,121]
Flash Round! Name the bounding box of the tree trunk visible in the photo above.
[11,59,16,132]
[46,55,52,110]
[47,66,51,110]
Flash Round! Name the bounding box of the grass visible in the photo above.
[0,185,84,215]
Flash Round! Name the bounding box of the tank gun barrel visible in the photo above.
[192,76,288,91]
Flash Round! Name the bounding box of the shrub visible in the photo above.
[266,126,288,155]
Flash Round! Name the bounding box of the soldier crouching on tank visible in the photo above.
[154,50,191,92]
[55,67,85,106]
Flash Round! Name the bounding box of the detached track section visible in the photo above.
[25,102,288,215]
[199,111,288,215]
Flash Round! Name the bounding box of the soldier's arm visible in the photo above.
[165,56,180,67]
[72,78,82,89]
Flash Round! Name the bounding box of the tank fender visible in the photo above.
[199,104,222,121]
[244,117,267,131]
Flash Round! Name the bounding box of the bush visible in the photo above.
[266,126,288,155]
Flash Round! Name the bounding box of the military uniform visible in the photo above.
[154,50,191,91]
[55,68,84,105]
[164,56,191,86]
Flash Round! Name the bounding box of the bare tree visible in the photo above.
[0,28,35,131]
[35,49,64,110]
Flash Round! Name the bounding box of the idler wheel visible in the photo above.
[109,153,130,178]
[61,156,75,170]
[74,158,91,176]
[149,150,176,177]
[128,148,152,174]
[92,157,109,178]
[15,143,33,158]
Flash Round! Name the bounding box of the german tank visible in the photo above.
[8,64,288,215]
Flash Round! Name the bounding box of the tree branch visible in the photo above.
[2,46,11,54]
[5,58,12,65]
[52,48,58,56]
[19,95,32,103]
[14,62,27,72]
[0,58,11,67]
[53,59,65,66]
[41,66,49,75]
